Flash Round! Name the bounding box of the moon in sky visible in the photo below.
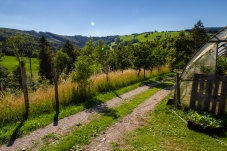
[91,22,95,26]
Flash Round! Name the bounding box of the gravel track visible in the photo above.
[0,77,174,151]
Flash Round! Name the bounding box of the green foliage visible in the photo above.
[62,40,79,73]
[72,56,101,83]
[115,43,134,71]
[187,110,223,129]
[114,37,122,44]
[0,42,3,61]
[54,50,70,74]
[6,35,36,61]
[199,65,211,74]
[0,65,9,90]
[217,56,227,75]
[133,41,154,78]
[72,39,102,83]
[131,37,139,44]
[94,39,108,69]
[12,65,23,89]
[191,20,208,50]
[171,31,194,69]
[38,36,53,84]
[72,39,102,99]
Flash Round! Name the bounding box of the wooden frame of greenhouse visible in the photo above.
[174,26,227,116]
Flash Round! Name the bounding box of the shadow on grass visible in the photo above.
[84,97,119,119]
[104,108,119,119]
[188,124,227,138]
[53,100,60,126]
[113,91,122,99]
[53,111,59,126]
[7,114,28,147]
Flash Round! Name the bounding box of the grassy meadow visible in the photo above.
[109,31,180,49]
[120,31,180,42]
[1,55,39,72]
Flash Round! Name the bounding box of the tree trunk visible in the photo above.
[29,57,33,78]
[143,68,146,79]
[20,61,29,118]
[137,69,141,76]
[106,63,108,82]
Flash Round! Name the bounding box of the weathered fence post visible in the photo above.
[51,63,59,114]
[176,72,180,106]
[20,61,29,118]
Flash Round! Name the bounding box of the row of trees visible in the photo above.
[0,20,209,92]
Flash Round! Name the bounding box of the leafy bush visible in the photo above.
[217,56,227,75]
[187,110,223,129]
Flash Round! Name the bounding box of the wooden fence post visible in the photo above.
[176,72,180,106]
[51,63,59,114]
[20,61,29,118]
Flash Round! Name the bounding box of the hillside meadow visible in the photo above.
[121,31,180,42]
[1,55,39,72]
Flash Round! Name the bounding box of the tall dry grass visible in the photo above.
[0,67,170,126]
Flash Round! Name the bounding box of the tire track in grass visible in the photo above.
[84,85,175,151]
[0,77,174,151]
[41,81,175,151]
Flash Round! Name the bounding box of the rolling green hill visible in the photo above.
[109,31,181,49]
[120,31,180,42]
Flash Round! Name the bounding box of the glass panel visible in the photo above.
[177,27,227,108]
[181,43,217,81]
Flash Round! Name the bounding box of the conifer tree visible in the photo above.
[38,36,53,83]
[62,40,79,73]
[191,20,208,50]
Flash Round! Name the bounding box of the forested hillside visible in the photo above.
[0,28,118,50]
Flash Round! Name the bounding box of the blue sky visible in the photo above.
[0,0,226,36]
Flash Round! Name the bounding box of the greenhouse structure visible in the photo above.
[174,26,227,116]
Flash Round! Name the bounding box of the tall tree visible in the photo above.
[0,42,3,61]
[38,36,53,84]
[6,35,36,79]
[72,39,101,99]
[115,42,134,72]
[6,35,33,117]
[94,40,110,81]
[191,20,208,50]
[62,40,79,73]
[54,50,70,74]
[172,31,194,69]
[0,65,8,90]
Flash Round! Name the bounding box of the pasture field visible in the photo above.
[120,31,180,42]
[0,55,39,72]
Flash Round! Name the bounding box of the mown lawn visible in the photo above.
[114,93,227,151]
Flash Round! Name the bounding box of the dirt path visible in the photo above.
[0,77,174,151]
[84,85,175,151]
